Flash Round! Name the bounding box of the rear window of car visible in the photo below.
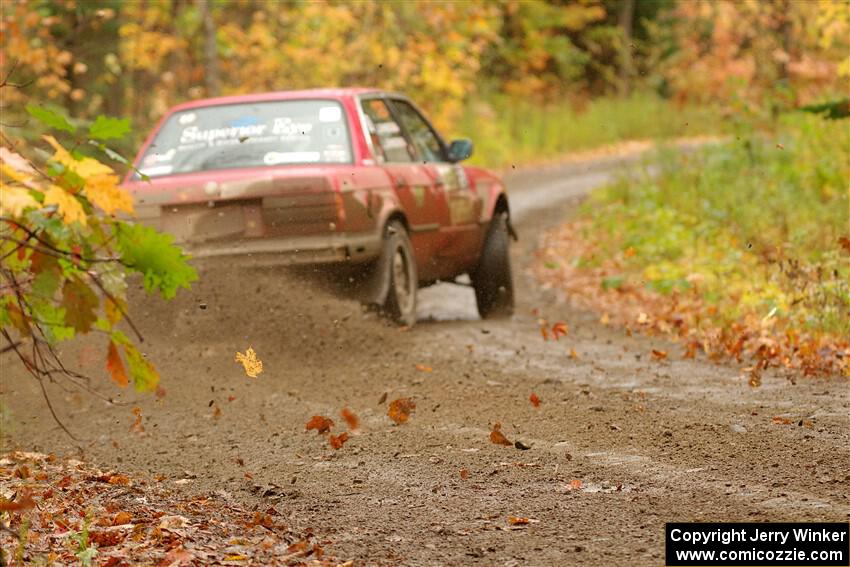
[137,99,352,177]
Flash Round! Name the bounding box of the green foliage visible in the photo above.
[26,104,76,134]
[1,110,196,399]
[116,223,197,300]
[88,115,131,141]
[458,92,725,169]
[582,113,849,336]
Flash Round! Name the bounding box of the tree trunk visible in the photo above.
[618,0,635,97]
[198,0,220,96]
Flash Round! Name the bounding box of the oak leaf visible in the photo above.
[329,432,350,450]
[489,422,512,446]
[387,397,416,424]
[552,321,568,340]
[341,407,359,431]
[305,415,334,434]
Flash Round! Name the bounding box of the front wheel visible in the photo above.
[472,212,514,318]
[369,221,418,326]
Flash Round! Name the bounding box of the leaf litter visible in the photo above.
[0,451,350,565]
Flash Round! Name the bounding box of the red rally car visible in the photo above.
[124,88,514,326]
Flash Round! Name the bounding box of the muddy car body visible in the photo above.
[124,88,514,324]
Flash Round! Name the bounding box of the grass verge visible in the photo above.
[457,92,726,169]
[535,113,849,377]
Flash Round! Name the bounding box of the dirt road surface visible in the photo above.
[3,146,849,566]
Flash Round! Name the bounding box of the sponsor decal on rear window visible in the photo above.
[137,100,352,177]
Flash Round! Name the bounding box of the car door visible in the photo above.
[359,96,448,278]
[387,98,483,271]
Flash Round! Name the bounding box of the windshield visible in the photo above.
[137,99,352,177]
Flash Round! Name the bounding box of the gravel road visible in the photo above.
[3,145,848,566]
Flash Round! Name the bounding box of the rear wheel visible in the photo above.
[472,212,514,318]
[369,221,417,326]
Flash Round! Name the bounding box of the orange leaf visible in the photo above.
[305,415,334,434]
[551,321,568,340]
[569,348,579,359]
[387,397,416,424]
[529,393,541,407]
[651,349,668,361]
[508,516,530,525]
[329,431,350,450]
[287,540,310,553]
[624,246,636,258]
[340,407,359,431]
[568,478,582,491]
[540,325,549,341]
[683,341,698,359]
[106,341,128,387]
[771,416,793,425]
[839,236,850,254]
[459,468,469,480]
[0,492,35,512]
[113,511,133,525]
[414,363,433,372]
[489,422,512,446]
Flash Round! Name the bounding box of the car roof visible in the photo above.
[166,88,384,112]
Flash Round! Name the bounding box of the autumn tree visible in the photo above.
[0,94,196,435]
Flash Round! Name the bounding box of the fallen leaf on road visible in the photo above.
[747,368,762,388]
[540,324,549,341]
[329,432,350,450]
[651,349,668,361]
[683,341,698,359]
[567,479,582,491]
[529,392,541,407]
[414,363,433,372]
[113,511,133,525]
[600,313,610,325]
[772,416,793,425]
[235,347,263,378]
[377,392,388,405]
[341,407,359,431]
[305,415,334,434]
[0,492,35,512]
[460,468,469,480]
[570,348,579,359]
[552,321,568,340]
[489,422,512,446]
[388,398,416,424]
[508,516,530,525]
[130,407,144,434]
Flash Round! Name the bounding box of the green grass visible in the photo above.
[456,92,726,169]
[583,112,849,338]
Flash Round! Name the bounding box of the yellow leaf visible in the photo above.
[234,347,263,378]
[85,174,134,215]
[42,135,112,180]
[44,185,86,225]
[0,183,39,217]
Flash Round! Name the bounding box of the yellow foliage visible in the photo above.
[44,185,87,225]
[42,135,112,180]
[84,175,134,216]
[0,183,39,218]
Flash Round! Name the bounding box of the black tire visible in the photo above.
[370,221,418,326]
[472,212,514,318]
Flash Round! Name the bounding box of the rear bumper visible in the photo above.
[183,231,382,267]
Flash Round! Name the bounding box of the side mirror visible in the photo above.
[447,138,473,162]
